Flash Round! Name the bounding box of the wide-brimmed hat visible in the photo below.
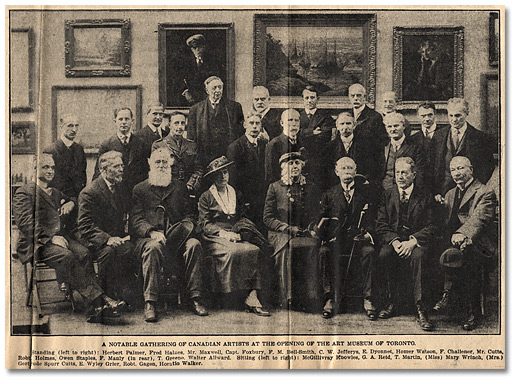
[204,156,234,178]
[186,34,206,48]
[279,151,305,165]
[439,247,464,268]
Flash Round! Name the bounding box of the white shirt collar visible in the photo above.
[117,131,131,143]
[452,121,468,136]
[458,177,474,191]
[353,104,365,118]
[390,135,406,149]
[245,134,258,146]
[60,136,74,148]
[305,108,317,116]
[422,122,437,136]
[147,123,160,133]
[341,180,355,192]
[258,107,270,119]
[102,176,116,193]
[398,183,414,199]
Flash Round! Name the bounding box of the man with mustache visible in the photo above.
[131,148,207,322]
[187,76,244,166]
[251,85,281,140]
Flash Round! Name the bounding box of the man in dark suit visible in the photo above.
[227,111,267,226]
[265,109,304,184]
[79,151,137,305]
[381,112,426,190]
[13,153,122,323]
[93,107,149,211]
[187,76,244,166]
[252,86,282,141]
[431,97,496,198]
[298,86,334,190]
[348,83,387,186]
[180,34,225,106]
[44,114,86,200]
[131,148,207,322]
[134,103,169,159]
[152,111,203,194]
[433,156,497,331]
[412,102,449,189]
[318,157,378,320]
[376,157,436,331]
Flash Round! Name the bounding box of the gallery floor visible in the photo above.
[9,257,500,336]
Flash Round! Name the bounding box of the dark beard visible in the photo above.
[149,168,172,187]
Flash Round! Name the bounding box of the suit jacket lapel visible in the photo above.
[459,180,479,209]
[36,185,57,209]
[408,186,420,216]
[98,178,118,211]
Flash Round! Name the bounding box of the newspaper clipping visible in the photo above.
[6,5,505,369]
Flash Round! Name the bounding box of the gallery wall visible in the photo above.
[9,8,500,181]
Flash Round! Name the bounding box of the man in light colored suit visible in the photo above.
[433,156,497,331]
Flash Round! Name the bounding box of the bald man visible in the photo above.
[347,84,387,185]
[264,109,304,183]
[318,157,377,320]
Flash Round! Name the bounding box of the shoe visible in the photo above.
[191,299,209,316]
[378,303,396,319]
[144,301,157,323]
[416,305,434,331]
[246,305,271,317]
[433,291,450,312]
[322,299,334,319]
[364,298,377,321]
[86,305,121,325]
[462,313,478,331]
[104,295,127,310]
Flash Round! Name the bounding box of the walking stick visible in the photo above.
[344,203,369,278]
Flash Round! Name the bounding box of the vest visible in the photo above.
[383,145,398,190]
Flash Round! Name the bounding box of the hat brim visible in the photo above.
[203,161,234,178]
[439,247,464,268]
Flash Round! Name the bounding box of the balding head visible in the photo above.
[280,109,300,139]
[450,156,473,188]
[252,86,270,113]
[348,83,367,108]
[335,156,357,185]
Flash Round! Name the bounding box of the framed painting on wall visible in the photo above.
[10,28,34,112]
[253,13,377,109]
[51,86,142,153]
[11,121,36,154]
[489,12,499,66]
[393,26,464,110]
[158,23,234,110]
[65,19,131,77]
[481,72,499,140]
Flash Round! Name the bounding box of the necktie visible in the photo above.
[122,136,128,145]
[344,188,352,204]
[307,113,312,121]
[394,143,400,153]
[400,190,408,203]
[453,129,461,148]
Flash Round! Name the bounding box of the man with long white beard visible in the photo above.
[131,148,207,322]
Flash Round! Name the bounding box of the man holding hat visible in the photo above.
[433,156,497,331]
[181,34,224,106]
[187,76,244,166]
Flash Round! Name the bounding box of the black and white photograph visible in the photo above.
[5,5,505,370]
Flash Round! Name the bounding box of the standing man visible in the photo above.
[318,157,378,320]
[78,151,137,305]
[187,76,244,166]
[13,153,123,324]
[433,156,497,331]
[376,157,436,331]
[298,86,335,190]
[265,109,304,184]
[252,86,281,141]
[134,103,169,159]
[431,97,496,198]
[93,108,149,211]
[44,114,86,201]
[348,83,387,186]
[227,111,268,225]
[131,148,208,322]
[152,111,203,194]
[381,91,398,118]
[381,113,426,190]
[181,34,224,106]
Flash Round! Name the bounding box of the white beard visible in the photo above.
[149,168,172,187]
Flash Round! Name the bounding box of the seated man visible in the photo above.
[433,156,497,331]
[318,157,377,320]
[131,148,208,322]
[376,157,436,331]
[13,153,122,324]
[78,151,137,305]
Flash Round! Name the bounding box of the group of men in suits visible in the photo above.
[13,74,498,330]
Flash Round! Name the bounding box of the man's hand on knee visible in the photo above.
[51,235,69,249]
[150,230,167,245]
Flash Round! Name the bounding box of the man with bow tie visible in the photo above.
[79,151,138,307]
[131,148,207,322]
[376,157,437,331]
[227,111,268,226]
[13,153,123,324]
[433,156,497,331]
[93,107,149,212]
[298,86,335,191]
[318,157,378,320]
[430,98,496,199]
[187,76,244,166]
[265,109,304,184]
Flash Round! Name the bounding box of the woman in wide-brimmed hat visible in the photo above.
[263,152,322,312]
[198,156,271,316]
